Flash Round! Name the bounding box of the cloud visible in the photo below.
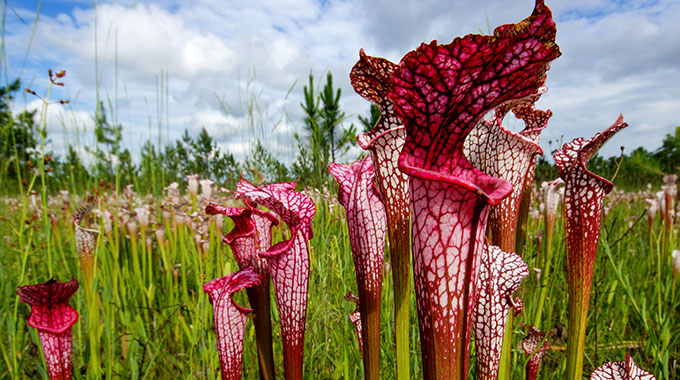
[5,0,679,173]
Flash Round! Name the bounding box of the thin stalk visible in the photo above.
[565,287,589,380]
[533,208,556,328]
[245,280,276,380]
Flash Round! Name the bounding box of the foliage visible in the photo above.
[292,72,357,188]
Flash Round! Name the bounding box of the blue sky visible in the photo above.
[4,0,680,167]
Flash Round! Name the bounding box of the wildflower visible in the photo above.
[74,203,98,287]
[672,250,680,276]
[17,279,80,380]
[134,207,150,229]
[235,179,315,379]
[521,324,551,380]
[186,174,200,198]
[473,245,528,380]
[200,178,214,200]
[206,202,280,380]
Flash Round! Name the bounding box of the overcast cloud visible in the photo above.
[5,0,679,166]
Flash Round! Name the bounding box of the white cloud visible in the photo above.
[5,0,679,172]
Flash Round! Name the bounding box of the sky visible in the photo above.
[3,0,680,167]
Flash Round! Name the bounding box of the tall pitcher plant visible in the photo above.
[385,1,560,377]
[554,116,628,380]
[350,50,412,379]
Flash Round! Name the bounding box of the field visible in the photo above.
[2,1,679,379]
[0,177,677,379]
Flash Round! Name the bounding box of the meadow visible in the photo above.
[1,2,679,379]
[0,171,677,379]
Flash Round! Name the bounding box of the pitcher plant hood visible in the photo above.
[17,279,80,380]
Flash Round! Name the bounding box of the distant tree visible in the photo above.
[358,104,381,133]
[655,125,680,174]
[87,101,122,183]
[244,140,290,184]
[179,128,240,188]
[0,79,41,188]
[292,71,356,188]
[293,73,328,187]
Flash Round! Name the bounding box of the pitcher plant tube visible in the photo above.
[350,49,412,379]
[205,202,279,380]
[387,0,560,377]
[553,115,628,380]
[203,268,261,380]
[16,279,80,380]
[472,245,528,380]
[234,179,316,380]
[330,156,387,380]
[73,202,98,288]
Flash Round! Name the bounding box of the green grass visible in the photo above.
[0,180,677,379]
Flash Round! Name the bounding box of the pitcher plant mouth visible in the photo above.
[520,324,552,380]
[553,115,628,380]
[385,1,560,378]
[203,268,261,380]
[17,279,80,380]
[590,354,656,380]
[234,179,316,380]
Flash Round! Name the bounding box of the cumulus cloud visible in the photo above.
[5,0,679,168]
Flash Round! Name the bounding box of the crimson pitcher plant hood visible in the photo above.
[473,245,528,380]
[17,279,79,380]
[330,156,387,380]
[590,354,656,380]
[350,50,412,379]
[553,115,628,380]
[204,268,261,380]
[387,1,560,378]
[234,179,315,380]
[206,202,279,380]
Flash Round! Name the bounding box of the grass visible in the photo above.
[0,177,677,379]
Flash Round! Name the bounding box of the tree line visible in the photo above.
[1,74,678,196]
